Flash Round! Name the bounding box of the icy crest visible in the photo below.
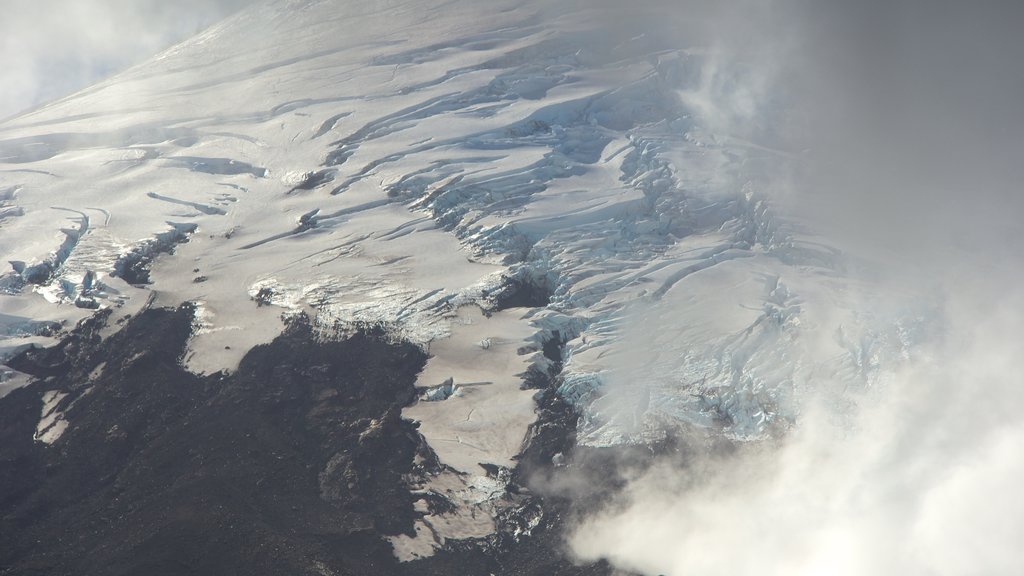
[0,0,932,469]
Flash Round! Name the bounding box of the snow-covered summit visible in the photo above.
[0,0,927,476]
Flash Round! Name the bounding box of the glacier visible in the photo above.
[0,0,938,560]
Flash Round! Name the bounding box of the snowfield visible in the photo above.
[0,0,936,559]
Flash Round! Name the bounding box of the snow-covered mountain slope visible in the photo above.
[0,0,934,560]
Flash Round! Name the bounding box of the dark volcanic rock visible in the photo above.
[111,223,197,285]
[490,276,552,311]
[0,306,612,576]
[0,307,426,575]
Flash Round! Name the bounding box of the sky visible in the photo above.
[0,0,255,120]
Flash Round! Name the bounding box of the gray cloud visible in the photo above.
[565,1,1024,574]
[0,0,255,120]
[789,0,1024,269]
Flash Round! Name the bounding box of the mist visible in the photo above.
[571,288,1024,574]
[0,0,255,120]
[566,0,1024,574]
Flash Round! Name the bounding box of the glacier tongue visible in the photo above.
[0,0,937,551]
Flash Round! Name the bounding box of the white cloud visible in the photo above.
[0,0,255,120]
[571,275,1024,575]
